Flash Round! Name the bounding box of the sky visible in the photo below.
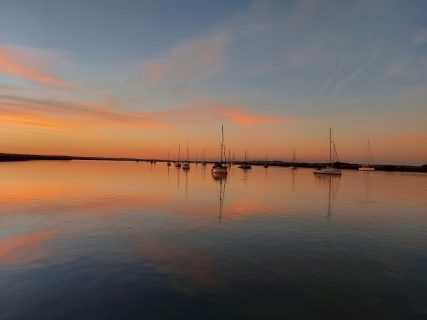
[0,0,426,165]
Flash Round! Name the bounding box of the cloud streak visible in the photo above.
[143,32,227,84]
[215,106,290,125]
[0,95,172,129]
[0,46,68,87]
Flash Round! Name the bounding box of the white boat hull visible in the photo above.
[359,167,374,171]
[212,167,228,174]
[313,167,341,175]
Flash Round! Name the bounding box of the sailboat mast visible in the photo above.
[178,144,181,162]
[329,127,332,163]
[220,125,224,163]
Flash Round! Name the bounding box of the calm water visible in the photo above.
[0,161,426,320]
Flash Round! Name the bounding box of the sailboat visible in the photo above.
[359,139,375,171]
[202,149,207,166]
[264,153,269,168]
[313,128,341,175]
[182,143,190,170]
[227,149,232,167]
[167,151,171,166]
[239,150,252,169]
[211,125,228,174]
[174,144,181,168]
[289,148,297,170]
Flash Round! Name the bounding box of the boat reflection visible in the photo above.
[211,172,227,222]
[184,169,189,199]
[315,174,341,220]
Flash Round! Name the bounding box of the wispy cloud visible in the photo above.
[164,98,293,126]
[0,45,69,87]
[0,95,171,129]
[318,56,344,95]
[143,32,227,84]
[214,106,290,125]
[330,49,378,98]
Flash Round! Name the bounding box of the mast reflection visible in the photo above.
[211,172,227,222]
[315,174,341,220]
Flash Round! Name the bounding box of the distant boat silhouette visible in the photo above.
[167,151,171,166]
[314,128,341,175]
[239,150,252,169]
[264,153,268,168]
[182,143,190,170]
[289,148,297,170]
[174,144,182,168]
[359,139,375,171]
[211,125,228,174]
[201,149,207,166]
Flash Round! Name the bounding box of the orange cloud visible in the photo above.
[215,107,291,125]
[0,46,67,87]
[0,95,172,129]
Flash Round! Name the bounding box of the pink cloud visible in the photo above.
[0,46,67,87]
[0,95,172,129]
[214,106,291,125]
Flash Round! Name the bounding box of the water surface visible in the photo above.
[0,161,426,319]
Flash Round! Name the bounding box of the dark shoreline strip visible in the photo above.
[0,153,425,173]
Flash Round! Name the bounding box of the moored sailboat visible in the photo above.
[264,153,269,168]
[174,144,181,168]
[182,143,190,170]
[359,139,375,171]
[313,128,341,175]
[289,148,297,170]
[167,151,171,166]
[239,150,252,169]
[212,126,228,174]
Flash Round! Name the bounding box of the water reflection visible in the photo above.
[0,161,426,319]
[314,174,341,220]
[211,172,227,222]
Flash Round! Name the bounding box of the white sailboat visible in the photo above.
[359,139,375,171]
[314,128,341,175]
[212,125,228,174]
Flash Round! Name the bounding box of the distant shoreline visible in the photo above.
[0,153,426,173]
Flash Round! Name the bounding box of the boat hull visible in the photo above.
[313,167,341,175]
[212,167,228,174]
[359,167,374,171]
[182,163,190,170]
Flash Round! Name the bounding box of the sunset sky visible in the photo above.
[0,0,426,164]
